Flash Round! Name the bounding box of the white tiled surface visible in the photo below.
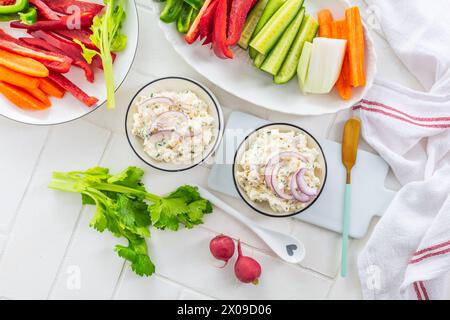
[0,1,431,300]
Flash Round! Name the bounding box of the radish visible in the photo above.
[209,235,235,267]
[234,240,262,285]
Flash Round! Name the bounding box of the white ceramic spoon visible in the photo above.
[198,187,306,264]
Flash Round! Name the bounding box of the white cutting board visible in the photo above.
[208,112,396,238]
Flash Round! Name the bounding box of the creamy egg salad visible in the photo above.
[132,90,216,164]
[236,128,322,213]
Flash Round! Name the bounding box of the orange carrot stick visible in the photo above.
[318,9,333,38]
[0,48,49,78]
[39,78,65,98]
[0,65,40,90]
[24,87,52,107]
[345,6,366,87]
[0,81,49,110]
[331,20,352,100]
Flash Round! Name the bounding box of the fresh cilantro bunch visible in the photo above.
[49,166,212,277]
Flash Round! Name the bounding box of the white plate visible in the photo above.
[0,0,138,125]
[151,0,377,116]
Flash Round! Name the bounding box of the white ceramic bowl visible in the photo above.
[233,123,327,217]
[125,77,224,172]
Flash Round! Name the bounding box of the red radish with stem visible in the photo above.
[234,240,262,285]
[209,235,235,267]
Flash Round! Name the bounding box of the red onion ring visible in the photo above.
[271,164,294,200]
[296,168,318,196]
[290,171,312,203]
[138,96,175,107]
[150,111,188,133]
[264,151,307,190]
[147,130,181,145]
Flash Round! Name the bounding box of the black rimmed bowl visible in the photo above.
[233,123,328,218]
[125,77,224,172]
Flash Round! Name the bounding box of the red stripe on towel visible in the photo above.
[413,282,422,300]
[353,105,450,129]
[419,281,429,300]
[414,240,450,256]
[361,99,450,122]
[410,247,450,264]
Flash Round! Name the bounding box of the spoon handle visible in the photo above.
[198,187,256,229]
[341,183,351,277]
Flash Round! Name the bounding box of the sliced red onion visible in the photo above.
[271,164,294,200]
[138,96,175,108]
[150,111,188,133]
[296,168,318,196]
[290,171,311,203]
[147,130,180,145]
[264,151,307,189]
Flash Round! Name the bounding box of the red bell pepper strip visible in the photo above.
[185,0,214,44]
[29,0,60,20]
[28,30,94,83]
[227,0,258,46]
[213,0,233,59]
[41,0,104,15]
[199,0,218,40]
[48,71,98,107]
[10,12,95,31]
[54,29,98,50]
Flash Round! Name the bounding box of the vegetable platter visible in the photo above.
[0,0,138,125]
[150,0,376,116]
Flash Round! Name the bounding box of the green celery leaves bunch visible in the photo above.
[49,166,212,277]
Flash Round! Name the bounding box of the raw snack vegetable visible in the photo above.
[39,77,65,98]
[0,47,48,77]
[331,20,352,100]
[248,0,286,59]
[0,0,28,14]
[273,13,317,84]
[345,6,365,87]
[249,0,303,56]
[260,7,305,76]
[227,0,258,46]
[296,40,311,93]
[212,0,233,59]
[317,9,332,37]
[234,240,262,284]
[0,81,48,110]
[185,0,213,44]
[49,166,213,277]
[237,0,269,49]
[303,37,346,94]
[10,12,96,30]
[177,3,195,33]
[48,71,98,107]
[210,234,235,267]
[18,7,37,25]
[0,64,40,89]
[160,0,184,23]
[86,0,127,109]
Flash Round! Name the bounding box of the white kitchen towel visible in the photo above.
[364,0,450,95]
[355,80,450,300]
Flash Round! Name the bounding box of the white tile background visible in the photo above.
[0,0,446,300]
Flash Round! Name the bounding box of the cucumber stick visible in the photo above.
[254,53,266,68]
[297,41,312,93]
[261,7,305,75]
[250,0,303,55]
[238,0,270,49]
[274,14,318,84]
[249,0,287,59]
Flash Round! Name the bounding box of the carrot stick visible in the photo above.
[318,9,333,38]
[0,48,49,78]
[345,7,366,87]
[0,65,40,90]
[24,87,52,107]
[0,81,49,110]
[39,78,65,98]
[331,20,352,100]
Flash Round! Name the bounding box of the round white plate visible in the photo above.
[151,0,377,116]
[0,0,138,125]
